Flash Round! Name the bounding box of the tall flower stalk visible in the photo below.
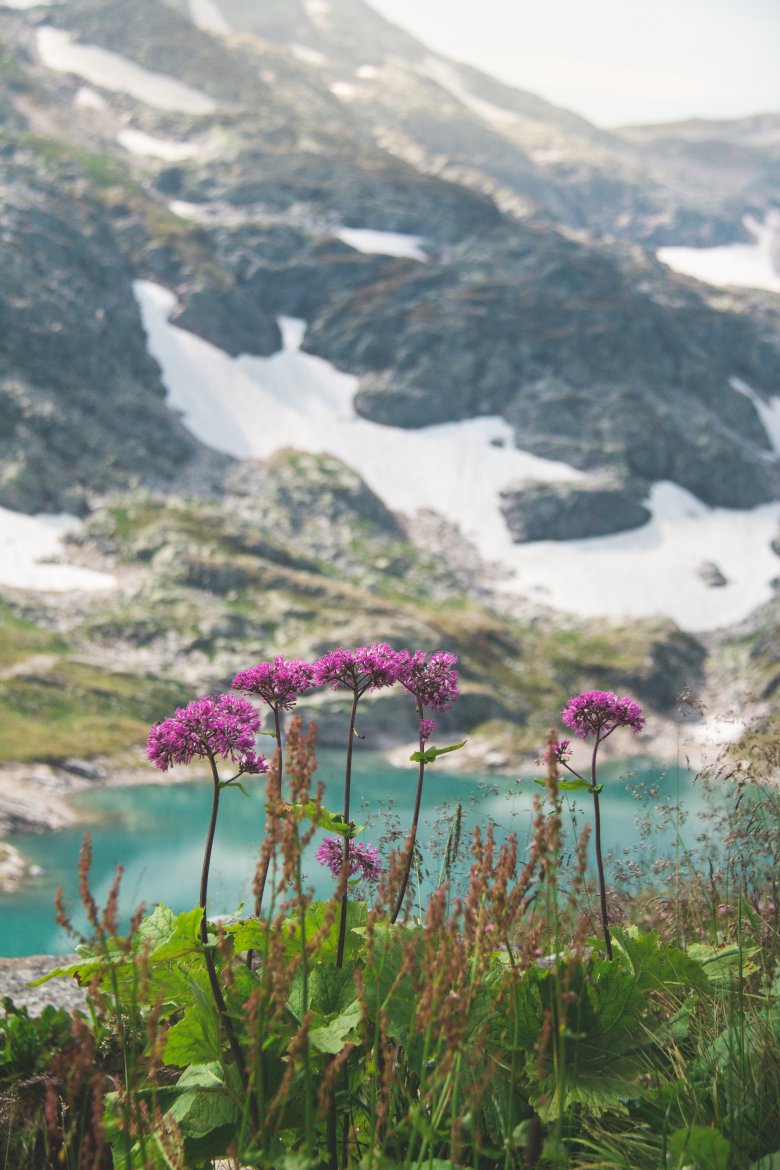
[312,644,401,966]
[550,690,645,959]
[147,694,267,1129]
[233,657,313,914]
[391,651,459,924]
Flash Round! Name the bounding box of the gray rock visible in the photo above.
[499,481,651,542]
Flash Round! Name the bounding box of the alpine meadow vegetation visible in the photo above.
[1,647,778,1170]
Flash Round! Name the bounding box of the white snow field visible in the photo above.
[658,215,780,294]
[336,228,428,260]
[0,508,116,593]
[135,280,780,632]
[118,129,201,161]
[36,27,217,114]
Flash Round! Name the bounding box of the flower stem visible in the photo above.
[253,705,284,920]
[590,736,613,959]
[391,749,426,924]
[202,755,259,1134]
[336,689,360,968]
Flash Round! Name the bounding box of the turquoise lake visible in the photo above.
[0,751,708,956]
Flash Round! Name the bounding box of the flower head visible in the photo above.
[419,718,436,744]
[311,643,401,694]
[232,656,313,711]
[561,691,645,739]
[396,650,459,712]
[316,837,383,882]
[543,738,572,765]
[147,694,268,774]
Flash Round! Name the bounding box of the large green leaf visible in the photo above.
[612,926,711,996]
[512,957,650,1119]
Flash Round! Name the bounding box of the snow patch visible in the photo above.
[356,64,379,80]
[658,214,780,294]
[118,128,201,161]
[0,508,116,593]
[305,0,330,16]
[134,280,780,633]
[289,43,327,66]
[188,0,231,35]
[74,86,107,111]
[36,27,217,114]
[731,377,780,454]
[336,228,428,261]
[503,482,780,631]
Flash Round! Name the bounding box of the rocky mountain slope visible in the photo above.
[0,0,778,773]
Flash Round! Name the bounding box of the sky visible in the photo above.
[368,0,780,127]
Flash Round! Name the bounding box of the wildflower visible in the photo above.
[543,738,572,765]
[311,643,401,694]
[232,656,313,711]
[561,690,645,739]
[316,836,383,882]
[147,694,268,774]
[396,650,459,712]
[419,718,436,744]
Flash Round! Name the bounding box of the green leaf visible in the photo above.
[534,776,599,792]
[290,801,363,838]
[136,902,177,950]
[289,963,358,1021]
[612,926,711,996]
[309,998,362,1054]
[686,942,761,984]
[410,739,467,764]
[146,906,204,963]
[668,1126,730,1170]
[163,988,221,1067]
[167,1062,238,1138]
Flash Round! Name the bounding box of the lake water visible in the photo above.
[1,751,709,956]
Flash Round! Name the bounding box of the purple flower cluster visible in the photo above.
[561,691,645,740]
[419,718,436,744]
[316,837,383,882]
[232,656,313,711]
[311,643,401,694]
[147,694,268,773]
[543,738,572,765]
[396,650,459,712]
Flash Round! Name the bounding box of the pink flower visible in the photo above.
[316,837,383,882]
[543,738,572,765]
[311,644,401,694]
[395,650,459,712]
[561,690,645,739]
[147,694,268,774]
[232,656,313,711]
[419,719,436,744]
